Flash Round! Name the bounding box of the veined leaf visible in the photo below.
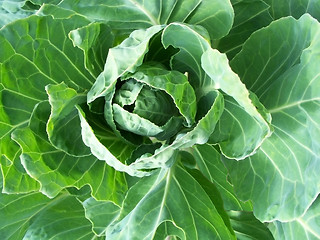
[0,190,99,239]
[190,144,252,211]
[227,14,320,221]
[202,49,272,159]
[82,197,121,236]
[46,83,90,157]
[123,63,197,127]
[47,0,233,40]
[69,22,114,78]
[0,0,36,27]
[217,0,273,59]
[227,210,274,240]
[77,106,149,177]
[12,102,128,203]
[0,154,40,194]
[0,14,94,193]
[105,164,236,240]
[263,0,320,21]
[269,196,320,240]
[130,90,223,171]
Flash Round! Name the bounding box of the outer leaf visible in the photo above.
[227,14,320,221]
[217,0,273,59]
[46,83,90,157]
[202,48,272,159]
[12,102,127,203]
[227,210,274,240]
[50,0,234,39]
[82,197,121,236]
[0,0,36,27]
[162,23,271,160]
[0,192,99,239]
[269,196,320,240]
[190,144,252,211]
[77,106,149,177]
[105,164,236,240]
[69,22,114,78]
[0,15,93,192]
[264,0,320,21]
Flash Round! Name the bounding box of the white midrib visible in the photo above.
[296,218,320,239]
[268,98,320,114]
[128,0,160,25]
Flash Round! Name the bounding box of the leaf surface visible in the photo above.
[0,0,36,27]
[227,210,274,240]
[105,165,236,240]
[227,14,320,221]
[12,102,128,203]
[0,14,93,193]
[190,144,252,211]
[269,196,320,240]
[0,192,98,239]
[51,0,233,40]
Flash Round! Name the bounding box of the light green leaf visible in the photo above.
[269,196,320,240]
[12,102,127,203]
[186,0,234,40]
[114,79,144,107]
[202,48,272,159]
[77,106,149,177]
[0,0,36,27]
[87,25,163,143]
[123,63,197,127]
[112,103,164,137]
[133,86,180,127]
[46,83,90,157]
[227,210,274,240]
[190,144,252,211]
[82,197,121,236]
[87,25,163,102]
[162,23,271,160]
[217,0,273,59]
[69,22,114,78]
[0,14,94,192]
[264,0,320,21]
[0,154,40,194]
[130,90,223,171]
[0,191,98,239]
[227,14,320,221]
[51,0,233,39]
[161,22,211,97]
[105,164,236,240]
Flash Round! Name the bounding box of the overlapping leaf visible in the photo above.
[104,164,236,240]
[0,0,36,27]
[218,0,273,59]
[0,189,99,239]
[42,0,234,40]
[227,210,274,240]
[269,196,320,240]
[227,14,320,221]
[263,0,320,21]
[190,144,252,211]
[12,101,129,203]
[0,14,94,192]
[82,197,121,236]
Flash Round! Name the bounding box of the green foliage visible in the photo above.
[1,0,320,239]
